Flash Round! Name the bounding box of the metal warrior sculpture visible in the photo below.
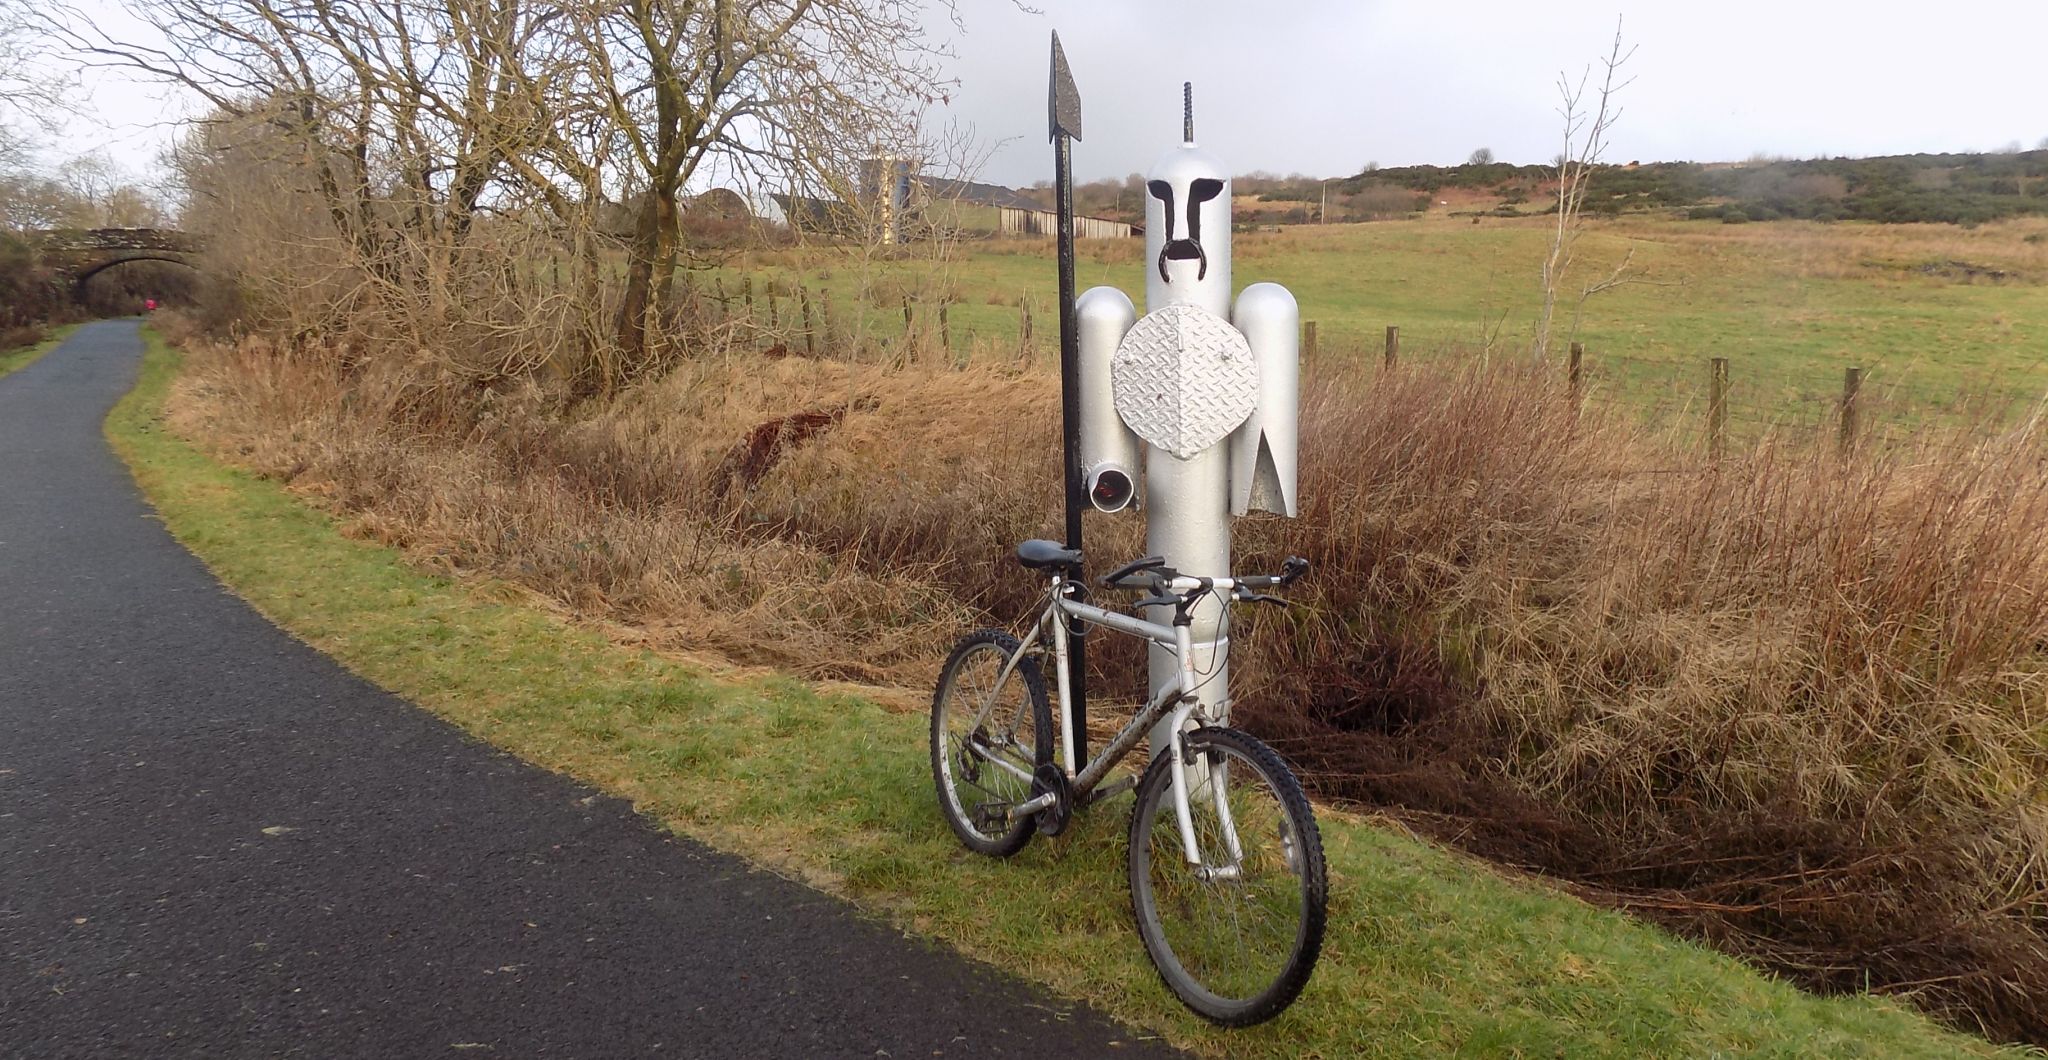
[1053,44,1300,760]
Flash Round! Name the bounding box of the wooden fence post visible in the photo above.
[1568,342,1584,409]
[1384,325,1400,369]
[1020,300,1034,348]
[1839,366,1863,454]
[743,278,757,348]
[815,286,831,354]
[1709,356,1729,461]
[803,286,818,356]
[1302,320,1318,360]
[939,304,951,351]
[745,278,761,345]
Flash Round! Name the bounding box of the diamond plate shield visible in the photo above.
[1111,304,1257,459]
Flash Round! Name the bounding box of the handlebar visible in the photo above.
[1097,554,1311,604]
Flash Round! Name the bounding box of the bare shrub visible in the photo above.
[1345,184,1423,220]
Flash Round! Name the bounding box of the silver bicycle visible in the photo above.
[929,539,1327,1027]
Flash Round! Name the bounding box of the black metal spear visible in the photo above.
[1049,31,1089,768]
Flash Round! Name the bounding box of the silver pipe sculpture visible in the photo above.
[1074,82,1301,759]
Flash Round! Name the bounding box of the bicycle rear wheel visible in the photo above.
[930,629,1053,857]
[1128,726,1327,1026]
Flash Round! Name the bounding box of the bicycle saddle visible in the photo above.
[1015,539,1081,571]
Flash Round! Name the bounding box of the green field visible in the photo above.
[717,215,2048,438]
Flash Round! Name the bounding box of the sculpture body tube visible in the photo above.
[1135,140,1238,758]
[1144,445,1232,752]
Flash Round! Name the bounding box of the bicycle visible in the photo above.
[929,539,1327,1027]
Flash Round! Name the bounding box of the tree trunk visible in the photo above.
[614,188,679,381]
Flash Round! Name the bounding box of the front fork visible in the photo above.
[1163,621,1244,876]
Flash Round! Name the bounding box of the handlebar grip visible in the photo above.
[1238,557,1310,590]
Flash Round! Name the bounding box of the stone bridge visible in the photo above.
[29,228,203,292]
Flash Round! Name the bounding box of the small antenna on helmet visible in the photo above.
[1183,82,1194,144]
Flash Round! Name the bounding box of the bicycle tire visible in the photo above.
[930,629,1054,857]
[1128,726,1327,1026]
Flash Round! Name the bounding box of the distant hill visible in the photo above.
[1248,150,2048,226]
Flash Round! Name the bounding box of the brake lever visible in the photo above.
[1100,554,1167,588]
[1236,591,1289,608]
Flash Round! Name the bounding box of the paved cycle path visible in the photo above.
[0,320,1180,1058]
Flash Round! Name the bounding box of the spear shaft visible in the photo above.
[1049,32,1088,767]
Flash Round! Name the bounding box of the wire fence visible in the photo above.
[1297,318,2048,461]
[685,276,2044,460]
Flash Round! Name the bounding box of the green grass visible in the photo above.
[0,324,80,380]
[108,327,2022,1058]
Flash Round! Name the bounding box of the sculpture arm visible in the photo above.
[1228,283,1298,518]
[1076,286,1141,511]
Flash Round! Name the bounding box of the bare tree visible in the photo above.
[545,0,954,370]
[1532,16,1633,362]
[1467,146,1493,165]
[52,0,975,394]
[0,173,90,228]
[59,151,122,210]
[0,0,74,170]
[1347,183,1420,221]
[64,0,633,379]
[68,0,560,281]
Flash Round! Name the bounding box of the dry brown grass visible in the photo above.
[160,313,2048,1043]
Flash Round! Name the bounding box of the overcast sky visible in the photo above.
[35,0,2048,188]
[937,0,2048,187]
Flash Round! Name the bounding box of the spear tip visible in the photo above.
[1049,31,1082,143]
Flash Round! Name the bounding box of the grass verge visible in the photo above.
[0,323,80,380]
[107,329,2018,1058]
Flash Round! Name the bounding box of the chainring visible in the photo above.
[1031,762,1074,837]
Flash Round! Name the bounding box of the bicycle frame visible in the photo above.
[972,572,1236,871]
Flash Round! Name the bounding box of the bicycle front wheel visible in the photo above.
[1128,726,1328,1026]
[930,629,1053,857]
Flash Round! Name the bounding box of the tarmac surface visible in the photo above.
[0,320,1181,1058]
